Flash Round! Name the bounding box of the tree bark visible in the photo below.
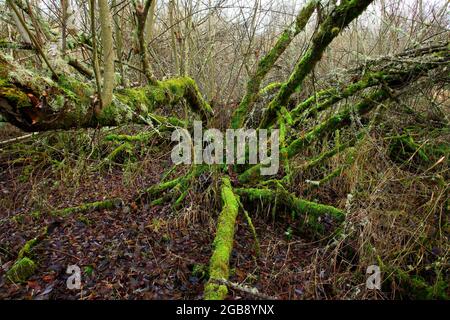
[98,0,115,108]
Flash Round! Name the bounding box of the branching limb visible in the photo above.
[231,0,317,129]
[259,0,375,128]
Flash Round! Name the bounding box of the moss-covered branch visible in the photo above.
[231,0,317,129]
[239,89,389,183]
[138,165,207,206]
[291,42,450,124]
[298,135,359,171]
[50,198,123,217]
[291,72,382,122]
[236,187,345,234]
[239,48,449,183]
[204,177,239,300]
[259,0,375,128]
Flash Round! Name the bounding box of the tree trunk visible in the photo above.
[98,0,115,108]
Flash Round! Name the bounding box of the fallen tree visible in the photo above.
[0,53,212,132]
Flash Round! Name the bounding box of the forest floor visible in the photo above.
[1,120,447,300]
[0,124,327,300]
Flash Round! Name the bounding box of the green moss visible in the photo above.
[12,214,25,224]
[106,142,133,163]
[100,77,211,125]
[84,265,94,276]
[231,1,317,128]
[388,134,430,165]
[204,177,239,300]
[0,86,32,108]
[395,269,449,300]
[1,52,211,130]
[57,75,92,104]
[292,72,382,123]
[259,0,374,128]
[77,214,92,226]
[204,282,228,300]
[149,86,166,103]
[235,188,345,235]
[238,163,262,184]
[259,82,283,95]
[192,264,208,279]
[30,211,41,220]
[284,89,390,160]
[18,238,39,259]
[6,257,36,283]
[51,198,122,217]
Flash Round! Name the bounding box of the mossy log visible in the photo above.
[236,187,345,234]
[0,53,212,132]
[259,0,375,128]
[50,198,123,217]
[204,177,239,300]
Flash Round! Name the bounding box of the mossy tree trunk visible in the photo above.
[0,53,212,132]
